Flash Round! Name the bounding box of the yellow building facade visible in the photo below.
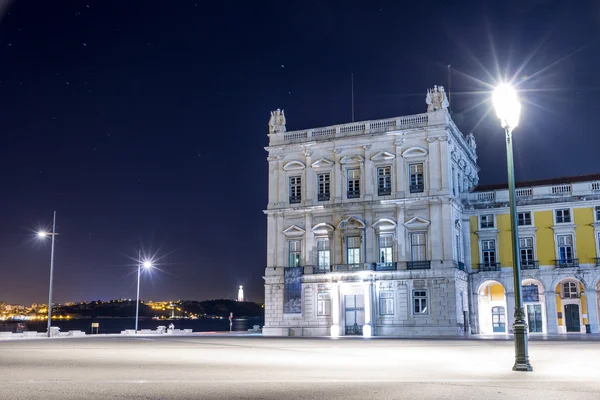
[464,175,600,334]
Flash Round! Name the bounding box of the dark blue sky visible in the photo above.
[1,0,599,305]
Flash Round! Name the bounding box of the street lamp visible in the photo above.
[37,211,58,338]
[492,83,533,372]
[135,250,152,333]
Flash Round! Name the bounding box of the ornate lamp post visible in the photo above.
[135,250,152,333]
[37,211,58,338]
[492,83,533,371]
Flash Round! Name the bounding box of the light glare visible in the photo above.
[37,231,48,238]
[493,83,521,130]
[143,261,152,269]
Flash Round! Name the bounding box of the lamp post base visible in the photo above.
[512,319,533,371]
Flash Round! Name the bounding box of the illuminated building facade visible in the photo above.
[263,86,479,336]
[465,176,600,334]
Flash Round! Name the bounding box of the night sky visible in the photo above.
[1,1,599,305]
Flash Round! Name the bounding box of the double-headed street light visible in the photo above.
[37,211,58,338]
[135,249,152,333]
[492,83,533,372]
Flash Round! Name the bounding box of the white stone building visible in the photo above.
[263,86,479,337]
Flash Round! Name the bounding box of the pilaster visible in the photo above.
[330,284,341,337]
[544,292,559,334]
[585,289,599,333]
[363,145,373,200]
[363,280,374,337]
[505,291,516,333]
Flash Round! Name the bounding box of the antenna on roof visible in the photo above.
[351,72,355,122]
[447,64,453,115]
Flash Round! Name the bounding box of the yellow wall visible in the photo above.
[555,286,563,326]
[490,283,505,301]
[534,210,555,266]
[497,214,512,267]
[574,208,596,263]
[580,282,589,325]
[470,216,479,267]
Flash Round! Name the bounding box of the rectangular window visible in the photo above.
[288,240,301,268]
[481,239,496,266]
[519,237,534,266]
[555,209,571,223]
[480,214,494,229]
[379,291,394,315]
[347,169,360,198]
[377,167,392,196]
[316,238,330,267]
[289,176,301,204]
[378,235,393,263]
[595,206,600,222]
[317,292,331,316]
[562,282,578,299]
[410,232,427,261]
[413,290,428,314]
[557,235,573,262]
[409,163,424,193]
[518,212,532,226]
[317,173,330,201]
[347,236,361,264]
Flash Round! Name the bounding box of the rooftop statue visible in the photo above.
[426,85,449,112]
[268,109,286,134]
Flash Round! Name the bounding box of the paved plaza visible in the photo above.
[1,335,600,399]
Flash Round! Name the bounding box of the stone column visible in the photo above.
[267,215,276,267]
[396,206,406,263]
[330,284,341,337]
[394,138,404,197]
[363,280,374,337]
[304,151,313,206]
[505,291,516,333]
[304,213,314,268]
[277,156,286,206]
[544,291,559,334]
[585,289,599,333]
[365,209,375,264]
[335,151,343,201]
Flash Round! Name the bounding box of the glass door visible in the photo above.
[526,304,543,333]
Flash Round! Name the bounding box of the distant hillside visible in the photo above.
[52,299,263,319]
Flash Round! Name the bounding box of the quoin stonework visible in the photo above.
[263,85,600,337]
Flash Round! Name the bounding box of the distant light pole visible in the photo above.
[135,250,152,333]
[37,211,58,338]
[492,83,532,371]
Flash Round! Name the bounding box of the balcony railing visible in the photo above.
[378,187,391,196]
[478,262,501,272]
[289,195,301,204]
[347,190,360,199]
[312,265,330,274]
[409,184,424,193]
[332,263,374,272]
[375,262,397,271]
[317,193,330,201]
[456,261,466,271]
[520,260,539,270]
[555,259,579,268]
[406,260,431,270]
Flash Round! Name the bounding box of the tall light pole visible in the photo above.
[135,250,152,333]
[492,83,533,371]
[37,211,58,338]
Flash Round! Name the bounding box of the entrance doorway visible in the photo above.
[491,306,506,333]
[526,304,543,333]
[344,294,365,335]
[564,304,580,332]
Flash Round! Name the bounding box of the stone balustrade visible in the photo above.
[269,113,429,145]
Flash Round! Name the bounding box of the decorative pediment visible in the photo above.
[311,158,334,169]
[404,216,431,230]
[371,151,396,161]
[282,225,306,237]
[372,218,397,231]
[337,216,366,230]
[282,161,306,171]
[339,155,364,164]
[311,222,335,236]
[402,146,428,158]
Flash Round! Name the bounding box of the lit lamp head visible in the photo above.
[493,83,521,131]
[142,260,152,269]
[37,231,48,238]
